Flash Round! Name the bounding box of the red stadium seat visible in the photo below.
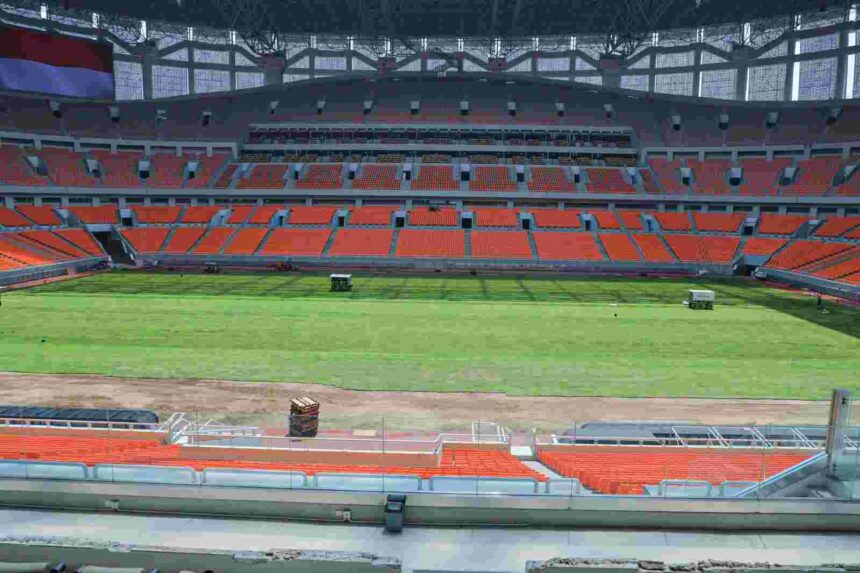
[533,232,604,261]
[470,231,532,259]
[260,228,331,256]
[328,229,394,256]
[395,229,465,258]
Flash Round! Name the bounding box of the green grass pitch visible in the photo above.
[0,271,856,399]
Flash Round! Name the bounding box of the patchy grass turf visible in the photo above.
[0,271,856,399]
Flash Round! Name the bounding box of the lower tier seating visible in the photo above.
[532,210,581,229]
[469,166,516,192]
[586,168,636,194]
[16,205,61,225]
[260,228,332,256]
[741,237,787,257]
[528,167,576,192]
[664,235,740,263]
[54,229,104,256]
[352,165,400,190]
[296,164,344,190]
[213,164,238,188]
[0,235,57,266]
[181,206,222,224]
[237,164,288,189]
[247,205,283,225]
[813,257,860,281]
[193,227,235,255]
[814,216,860,237]
[533,232,604,261]
[539,447,811,495]
[617,210,644,230]
[91,150,142,188]
[473,208,518,227]
[17,230,87,259]
[589,210,621,230]
[328,229,394,256]
[470,231,532,259]
[120,228,170,253]
[395,229,465,258]
[226,205,256,224]
[163,227,207,254]
[411,166,459,191]
[599,234,641,261]
[224,228,269,255]
[653,211,692,231]
[68,206,118,224]
[765,240,854,270]
[0,207,33,227]
[632,234,675,262]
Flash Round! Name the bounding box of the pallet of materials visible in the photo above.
[289,396,320,437]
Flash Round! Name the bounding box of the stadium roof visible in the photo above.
[51,0,847,38]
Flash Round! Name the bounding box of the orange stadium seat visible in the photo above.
[395,229,465,258]
[147,153,187,188]
[237,164,288,189]
[586,168,636,194]
[181,205,222,224]
[120,228,170,254]
[738,158,791,196]
[533,232,604,261]
[741,237,787,257]
[162,227,207,254]
[0,207,33,227]
[184,153,229,189]
[532,210,581,229]
[473,208,518,227]
[814,216,860,237]
[648,157,686,194]
[599,234,641,261]
[653,211,692,231]
[16,230,87,259]
[193,227,235,255]
[287,205,339,225]
[757,214,809,235]
[470,231,532,258]
[617,210,644,230]
[259,228,331,256]
[212,164,238,189]
[40,147,99,187]
[132,206,182,224]
[295,164,344,190]
[687,159,731,195]
[68,206,118,224]
[15,205,61,226]
[91,150,142,188]
[349,205,398,226]
[528,167,576,192]
[328,229,393,256]
[780,156,841,196]
[224,228,269,255]
[693,212,744,232]
[225,204,256,224]
[352,165,400,190]
[766,240,854,270]
[247,205,283,225]
[0,145,51,186]
[469,166,516,192]
[411,165,459,191]
[664,235,740,263]
[588,209,621,230]
[632,234,675,262]
[409,207,459,226]
[54,229,104,256]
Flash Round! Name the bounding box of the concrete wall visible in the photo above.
[0,427,168,442]
[178,446,438,467]
[526,558,860,573]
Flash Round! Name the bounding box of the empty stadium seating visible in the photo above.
[68,205,117,225]
[473,208,518,227]
[632,234,675,262]
[352,165,400,190]
[409,207,459,226]
[226,205,255,224]
[648,157,686,194]
[237,164,288,189]
[396,229,465,257]
[185,153,229,189]
[539,447,810,494]
[0,145,51,186]
[54,229,104,256]
[814,216,860,237]
[411,165,459,190]
[91,150,143,188]
[586,169,636,194]
[738,158,791,196]
[693,212,745,232]
[328,229,394,256]
[287,205,339,225]
[527,167,576,192]
[15,205,61,225]
[0,207,33,227]
[40,147,99,187]
[653,211,692,231]
[181,205,222,224]
[349,205,397,225]
[193,227,235,255]
[469,166,516,192]
[599,234,641,261]
[741,237,787,257]
[224,228,269,255]
[532,210,581,229]
[147,153,187,188]
[470,231,532,259]
[588,210,621,230]
[780,156,841,196]
[120,228,170,253]
[757,213,808,235]
[163,227,207,254]
[0,234,59,266]
[766,240,854,270]
[17,230,87,259]
[247,205,283,225]
[688,159,731,195]
[259,228,331,256]
[533,232,604,261]
[664,235,740,263]
[296,164,344,190]
[213,164,238,188]
[617,210,644,230]
[132,206,182,224]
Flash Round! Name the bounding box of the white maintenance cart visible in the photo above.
[687,289,715,310]
[330,273,353,292]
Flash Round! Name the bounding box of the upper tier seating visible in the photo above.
[470,231,532,259]
[527,167,576,192]
[617,210,644,230]
[738,158,791,196]
[473,208,518,227]
[639,169,660,194]
[0,207,33,227]
[653,212,692,232]
[832,167,860,196]
[54,229,104,256]
[328,229,394,256]
[146,153,186,188]
[132,206,182,224]
[757,214,808,235]
[688,159,731,195]
[693,212,745,232]
[185,153,229,189]
[532,210,581,229]
[814,216,860,237]
[226,205,255,224]
[409,207,459,226]
[91,150,143,188]
[287,205,339,225]
[586,169,636,194]
[352,165,400,190]
[348,205,397,226]
[632,234,675,262]
[296,164,344,190]
[648,158,686,194]
[599,234,641,261]
[259,228,332,256]
[247,205,283,225]
[237,164,288,189]
[163,227,207,254]
[741,237,787,257]
[766,240,854,270]
[213,164,238,189]
[0,145,51,186]
[224,228,269,254]
[411,166,459,191]
[664,235,740,263]
[395,229,465,258]
[68,206,118,225]
[40,147,99,187]
[588,210,621,230]
[469,166,516,192]
[15,205,61,225]
[120,228,170,253]
[193,227,235,255]
[533,232,604,261]
[181,206,222,224]
[539,447,810,495]
[779,156,841,196]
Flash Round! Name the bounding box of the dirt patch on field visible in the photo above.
[0,372,849,433]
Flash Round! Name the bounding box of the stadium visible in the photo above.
[0,0,858,570]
